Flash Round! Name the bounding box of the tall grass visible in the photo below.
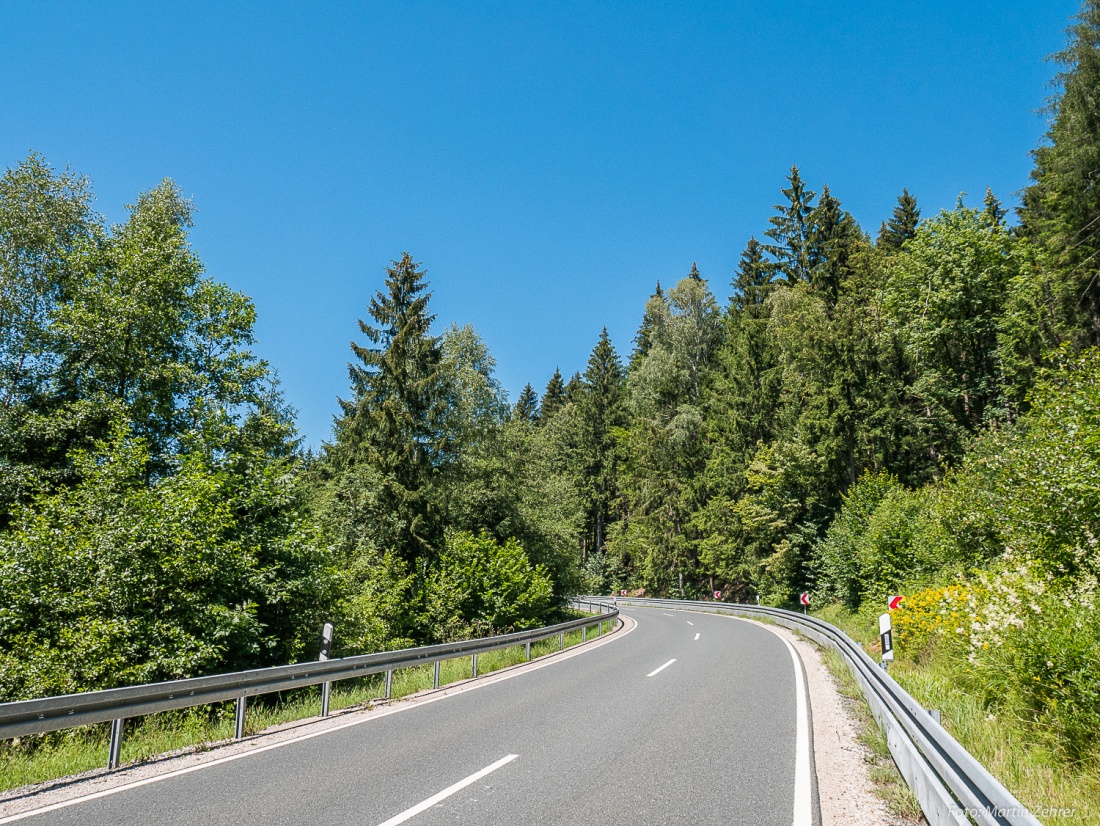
[813,605,1097,826]
[0,618,610,795]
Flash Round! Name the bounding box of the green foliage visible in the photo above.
[0,425,333,701]
[764,165,816,285]
[973,580,1100,762]
[513,383,539,423]
[540,368,566,422]
[876,188,920,251]
[423,531,553,641]
[330,253,449,562]
[1022,0,1100,345]
[883,205,1020,446]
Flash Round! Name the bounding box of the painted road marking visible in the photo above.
[686,620,694,626]
[0,620,637,825]
[661,613,674,616]
[646,658,676,677]
[376,754,518,826]
[694,633,700,641]
[725,616,812,826]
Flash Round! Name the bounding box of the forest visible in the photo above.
[2,0,1099,774]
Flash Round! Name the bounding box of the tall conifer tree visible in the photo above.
[331,252,447,561]
[630,281,668,369]
[730,237,771,314]
[1021,0,1100,343]
[564,372,585,403]
[764,165,817,285]
[809,184,861,306]
[877,189,921,250]
[540,368,566,421]
[579,329,624,556]
[982,187,1007,229]
[513,383,539,423]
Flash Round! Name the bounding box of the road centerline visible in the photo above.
[646,658,677,677]
[685,620,694,626]
[376,754,518,826]
[694,632,700,640]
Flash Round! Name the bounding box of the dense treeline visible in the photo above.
[1,3,1098,764]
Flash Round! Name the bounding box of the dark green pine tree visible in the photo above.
[809,184,862,306]
[579,329,624,557]
[730,237,771,314]
[877,189,921,251]
[564,371,585,404]
[764,165,817,285]
[331,252,448,562]
[1021,0,1100,343]
[513,383,540,423]
[630,281,667,369]
[688,262,702,282]
[982,187,1007,229]
[540,368,566,421]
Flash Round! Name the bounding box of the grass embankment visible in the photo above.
[815,604,1097,826]
[0,620,609,794]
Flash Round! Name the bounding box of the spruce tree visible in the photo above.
[764,165,817,285]
[579,329,624,556]
[1021,0,1100,343]
[688,262,702,282]
[877,189,921,251]
[513,383,539,423]
[540,368,566,421]
[331,252,447,561]
[630,281,668,369]
[730,237,771,314]
[982,187,1006,229]
[564,371,585,403]
[809,184,861,305]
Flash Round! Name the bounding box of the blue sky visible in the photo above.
[0,1,1081,447]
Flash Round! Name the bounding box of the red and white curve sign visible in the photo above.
[714,590,722,599]
[888,595,904,611]
[799,592,810,606]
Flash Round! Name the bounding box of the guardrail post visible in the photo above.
[525,641,531,661]
[433,661,440,689]
[384,669,393,699]
[234,697,247,739]
[559,632,564,650]
[582,625,587,643]
[471,653,478,678]
[318,621,333,717]
[107,718,124,769]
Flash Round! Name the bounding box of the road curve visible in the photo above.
[6,607,816,826]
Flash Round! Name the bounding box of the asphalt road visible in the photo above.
[9,607,815,826]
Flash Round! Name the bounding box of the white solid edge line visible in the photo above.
[646,658,676,677]
[725,616,812,826]
[375,754,518,826]
[0,618,637,825]
[693,633,700,641]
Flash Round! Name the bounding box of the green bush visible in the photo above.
[422,531,553,641]
[967,568,1100,762]
[0,428,334,702]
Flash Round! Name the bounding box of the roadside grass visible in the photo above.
[814,606,1098,826]
[0,618,612,795]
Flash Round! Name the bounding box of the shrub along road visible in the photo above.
[4,607,814,826]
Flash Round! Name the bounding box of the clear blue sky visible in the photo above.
[0,1,1081,447]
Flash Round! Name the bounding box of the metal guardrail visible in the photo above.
[0,600,618,769]
[599,597,1041,826]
